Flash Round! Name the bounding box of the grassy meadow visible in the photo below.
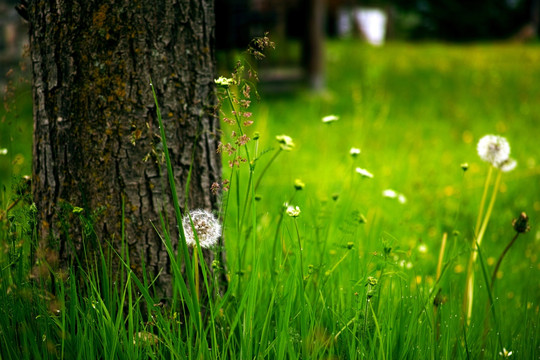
[1,41,539,359]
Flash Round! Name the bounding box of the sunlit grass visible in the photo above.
[1,41,539,359]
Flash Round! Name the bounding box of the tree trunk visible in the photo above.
[301,0,325,91]
[27,0,223,299]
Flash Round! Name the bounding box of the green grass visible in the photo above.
[1,41,540,359]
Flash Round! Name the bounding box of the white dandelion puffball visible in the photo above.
[497,158,517,173]
[182,209,221,248]
[477,135,510,166]
[355,167,374,178]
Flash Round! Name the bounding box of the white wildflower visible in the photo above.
[349,147,361,157]
[477,135,510,166]
[214,76,235,87]
[382,189,398,198]
[286,205,301,218]
[276,134,295,151]
[383,189,407,204]
[355,167,374,178]
[322,114,339,123]
[0,148,7,155]
[499,348,513,357]
[182,209,221,248]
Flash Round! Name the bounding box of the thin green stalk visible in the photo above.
[491,232,520,289]
[474,166,493,238]
[475,240,504,353]
[464,169,501,325]
[474,170,502,260]
[254,148,282,192]
[150,83,200,330]
[369,301,386,360]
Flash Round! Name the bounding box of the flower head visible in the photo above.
[497,158,517,172]
[0,148,7,155]
[355,167,374,178]
[276,135,295,151]
[286,205,301,218]
[499,348,513,358]
[214,76,235,87]
[182,209,221,248]
[512,212,530,233]
[382,189,398,198]
[322,114,339,124]
[349,147,361,157]
[477,135,510,166]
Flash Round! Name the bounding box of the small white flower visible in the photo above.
[497,158,517,173]
[477,135,510,166]
[182,209,221,248]
[349,147,361,157]
[286,205,301,218]
[418,244,428,253]
[0,148,7,155]
[383,189,407,204]
[355,167,373,178]
[322,114,339,123]
[276,135,295,151]
[382,189,398,198]
[214,76,235,87]
[499,348,513,357]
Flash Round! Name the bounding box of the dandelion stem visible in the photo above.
[464,168,502,325]
[474,166,493,238]
[474,170,502,259]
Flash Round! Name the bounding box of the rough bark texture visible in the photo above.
[28,0,222,298]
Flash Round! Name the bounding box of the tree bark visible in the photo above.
[27,0,223,299]
[301,0,325,91]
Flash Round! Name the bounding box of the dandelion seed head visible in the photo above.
[497,158,517,173]
[182,209,221,248]
[477,135,510,166]
[276,134,295,151]
[355,167,374,178]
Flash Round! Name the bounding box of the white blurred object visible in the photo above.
[356,8,387,46]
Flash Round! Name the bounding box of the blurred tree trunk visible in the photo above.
[301,0,325,91]
[26,0,224,299]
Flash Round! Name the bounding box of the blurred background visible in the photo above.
[1,0,539,315]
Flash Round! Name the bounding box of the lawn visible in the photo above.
[1,40,539,359]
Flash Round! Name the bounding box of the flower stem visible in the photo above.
[491,232,520,289]
[464,168,502,324]
[474,166,493,238]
